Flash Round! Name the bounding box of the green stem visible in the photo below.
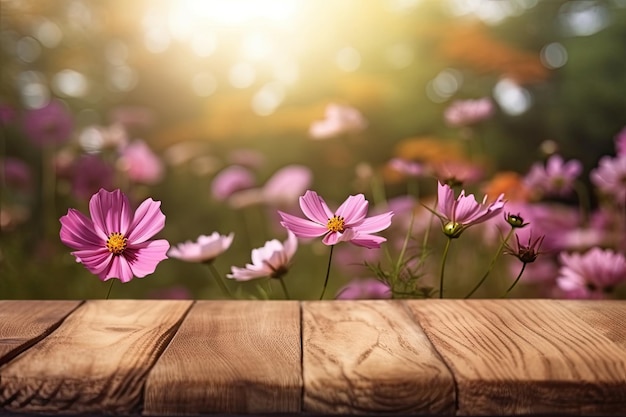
[105,279,115,300]
[207,262,235,299]
[438,238,452,299]
[503,262,527,298]
[419,198,438,265]
[464,228,514,299]
[278,277,291,300]
[319,245,335,300]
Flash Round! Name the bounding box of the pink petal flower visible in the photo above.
[211,165,256,202]
[227,231,298,281]
[434,181,505,238]
[169,232,234,263]
[524,154,582,197]
[557,248,626,299]
[278,190,393,248]
[119,140,164,185]
[308,103,368,140]
[444,98,494,127]
[23,100,74,147]
[59,188,169,283]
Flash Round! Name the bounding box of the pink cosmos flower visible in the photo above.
[211,165,256,202]
[590,154,626,205]
[444,98,494,127]
[70,154,115,200]
[335,278,391,300]
[434,181,506,238]
[524,154,582,197]
[308,103,368,140]
[119,140,164,185]
[1,157,32,192]
[227,231,298,281]
[59,188,170,283]
[23,99,74,147]
[168,232,234,263]
[388,158,423,177]
[229,164,313,209]
[278,190,393,248]
[557,247,626,299]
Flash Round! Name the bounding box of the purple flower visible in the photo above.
[433,181,506,238]
[590,154,626,205]
[70,154,115,200]
[211,165,256,202]
[388,158,423,177]
[444,98,494,127]
[0,157,32,192]
[23,100,74,147]
[119,140,164,185]
[524,154,582,197]
[336,278,391,300]
[308,103,368,140]
[557,247,626,299]
[278,190,393,248]
[228,164,313,209]
[504,230,545,264]
[227,231,297,281]
[59,188,170,283]
[168,232,234,263]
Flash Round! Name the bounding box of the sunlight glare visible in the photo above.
[169,0,300,30]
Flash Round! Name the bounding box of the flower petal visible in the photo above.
[127,198,166,244]
[227,266,266,281]
[283,231,298,260]
[125,239,170,278]
[437,182,455,219]
[278,211,328,238]
[89,189,132,236]
[353,212,393,234]
[350,233,387,249]
[299,190,333,224]
[60,209,104,250]
[336,194,368,225]
[104,255,134,283]
[72,248,113,277]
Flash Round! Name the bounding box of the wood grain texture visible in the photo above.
[0,300,81,364]
[0,299,192,415]
[302,300,455,415]
[143,300,301,416]
[406,299,626,416]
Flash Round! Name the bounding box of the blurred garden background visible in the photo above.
[2,0,626,300]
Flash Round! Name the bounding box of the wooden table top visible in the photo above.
[0,299,624,416]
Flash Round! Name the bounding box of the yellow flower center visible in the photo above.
[106,232,127,255]
[327,215,345,233]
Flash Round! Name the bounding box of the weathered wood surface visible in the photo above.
[0,300,82,364]
[144,300,301,415]
[302,300,455,415]
[0,299,623,416]
[0,299,192,415]
[405,299,626,416]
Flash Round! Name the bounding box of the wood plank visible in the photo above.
[406,299,626,416]
[560,300,626,349]
[143,300,301,415]
[0,300,82,365]
[302,300,455,415]
[0,299,192,415]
